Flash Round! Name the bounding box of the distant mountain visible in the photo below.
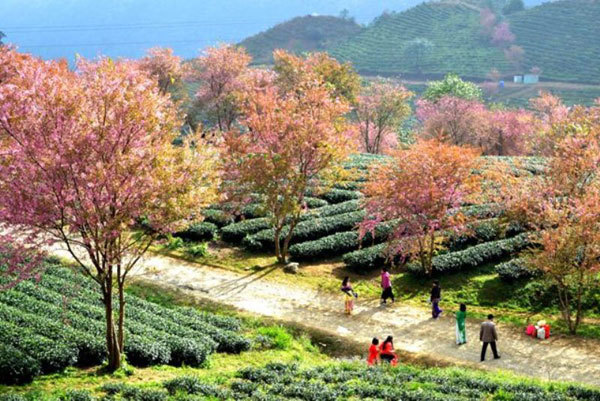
[0,0,549,62]
[240,15,363,65]
[328,0,600,83]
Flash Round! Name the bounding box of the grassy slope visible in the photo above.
[239,15,363,65]
[330,0,600,83]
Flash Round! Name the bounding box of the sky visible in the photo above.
[0,0,547,62]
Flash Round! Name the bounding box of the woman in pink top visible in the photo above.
[380,267,394,304]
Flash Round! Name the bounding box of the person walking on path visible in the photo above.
[456,303,467,345]
[379,335,398,366]
[367,337,380,366]
[341,276,357,315]
[480,314,501,361]
[430,280,442,318]
[380,267,394,305]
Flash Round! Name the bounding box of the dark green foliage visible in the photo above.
[221,218,272,243]
[60,390,95,401]
[0,395,26,401]
[243,210,365,252]
[406,233,532,276]
[173,222,217,242]
[239,15,362,65]
[343,243,388,273]
[306,188,362,204]
[0,343,41,384]
[503,0,525,15]
[0,264,248,383]
[496,257,542,282]
[201,208,233,227]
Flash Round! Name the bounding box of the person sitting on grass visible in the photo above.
[379,335,398,366]
[367,337,380,366]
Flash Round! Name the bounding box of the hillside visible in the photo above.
[331,1,509,79]
[328,0,600,83]
[510,0,600,83]
[239,15,363,65]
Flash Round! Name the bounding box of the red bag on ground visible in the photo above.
[526,325,536,337]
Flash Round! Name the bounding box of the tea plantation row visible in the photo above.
[0,262,250,385]
[3,362,599,401]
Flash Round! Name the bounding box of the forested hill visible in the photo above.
[238,0,600,84]
[331,0,600,83]
[240,15,363,65]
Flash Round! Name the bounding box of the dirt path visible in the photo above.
[51,247,600,386]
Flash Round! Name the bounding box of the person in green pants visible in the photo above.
[456,303,467,345]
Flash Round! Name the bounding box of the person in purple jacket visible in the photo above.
[380,267,394,305]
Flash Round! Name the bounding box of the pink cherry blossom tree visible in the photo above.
[355,81,413,154]
[0,49,217,370]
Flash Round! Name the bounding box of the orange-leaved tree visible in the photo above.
[220,51,357,263]
[360,140,481,276]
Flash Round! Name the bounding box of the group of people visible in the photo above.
[341,268,502,363]
[367,336,398,366]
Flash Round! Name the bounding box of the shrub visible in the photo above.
[0,320,78,374]
[0,395,26,401]
[406,233,532,276]
[173,222,217,242]
[496,258,541,282]
[343,243,388,273]
[304,196,329,208]
[164,235,185,250]
[60,390,95,401]
[243,210,366,251]
[0,343,41,385]
[124,334,171,367]
[306,188,362,203]
[184,243,209,258]
[256,326,292,350]
[163,375,203,395]
[201,208,233,227]
[168,337,211,367]
[221,218,272,243]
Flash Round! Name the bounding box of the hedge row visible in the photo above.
[342,218,507,273]
[496,257,542,282]
[221,200,362,245]
[201,209,233,227]
[0,264,249,384]
[289,220,396,261]
[3,360,600,400]
[243,210,366,252]
[173,222,217,242]
[305,188,363,204]
[406,233,532,276]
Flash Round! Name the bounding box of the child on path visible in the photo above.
[341,276,357,315]
[456,303,467,345]
[367,337,379,366]
[380,268,394,305]
[379,335,398,366]
[430,280,442,318]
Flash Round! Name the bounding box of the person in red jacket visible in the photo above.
[379,335,398,366]
[367,337,380,366]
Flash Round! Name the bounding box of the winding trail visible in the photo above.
[52,247,600,387]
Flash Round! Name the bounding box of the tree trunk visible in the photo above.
[274,227,284,263]
[102,279,121,371]
[117,276,126,353]
[281,220,297,265]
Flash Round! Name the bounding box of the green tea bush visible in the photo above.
[0,264,249,382]
[243,211,365,251]
[0,343,41,384]
[256,326,292,350]
[60,390,95,401]
[184,243,209,258]
[496,258,542,282]
[174,222,217,242]
[406,233,532,276]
